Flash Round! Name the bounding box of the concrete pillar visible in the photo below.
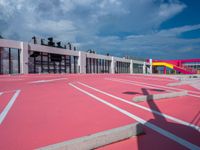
[20,42,29,74]
[111,57,115,74]
[130,60,133,74]
[78,51,86,74]
[149,59,153,74]
[143,62,146,74]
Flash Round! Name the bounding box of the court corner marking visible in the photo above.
[0,89,21,125]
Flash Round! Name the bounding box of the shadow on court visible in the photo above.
[123,88,165,95]
[136,88,200,150]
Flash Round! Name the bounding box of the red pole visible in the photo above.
[164,66,167,74]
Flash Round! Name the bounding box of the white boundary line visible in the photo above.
[0,89,18,94]
[116,77,200,94]
[0,90,21,125]
[69,83,200,150]
[29,78,68,84]
[107,77,200,94]
[125,75,176,82]
[106,78,200,98]
[106,78,175,93]
[0,79,24,81]
[111,78,174,92]
[77,82,200,131]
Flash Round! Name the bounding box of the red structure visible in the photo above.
[148,58,200,74]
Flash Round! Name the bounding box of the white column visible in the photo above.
[111,57,115,74]
[149,58,153,74]
[143,62,146,74]
[130,60,133,74]
[78,51,86,74]
[20,42,29,74]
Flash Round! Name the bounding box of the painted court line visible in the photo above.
[107,78,200,94]
[29,78,68,84]
[77,82,200,131]
[126,75,175,82]
[116,78,200,99]
[0,79,23,81]
[106,77,200,103]
[111,78,175,92]
[167,79,200,86]
[106,78,200,98]
[0,90,21,125]
[106,78,175,93]
[69,83,200,150]
[0,89,18,94]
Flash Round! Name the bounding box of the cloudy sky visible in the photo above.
[0,0,200,59]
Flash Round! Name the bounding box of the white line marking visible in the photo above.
[0,79,23,81]
[117,78,175,92]
[188,94,200,98]
[29,78,67,84]
[0,90,18,94]
[69,83,200,150]
[108,78,200,99]
[106,78,175,92]
[106,78,200,98]
[77,82,200,131]
[139,78,200,94]
[0,90,21,125]
[126,75,175,82]
[108,78,200,94]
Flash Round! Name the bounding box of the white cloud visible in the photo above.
[28,20,76,34]
[0,0,186,37]
[158,2,186,19]
[1,0,199,59]
[156,24,200,36]
[78,24,200,59]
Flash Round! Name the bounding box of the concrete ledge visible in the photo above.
[167,80,199,87]
[38,123,144,150]
[167,82,185,86]
[133,91,187,102]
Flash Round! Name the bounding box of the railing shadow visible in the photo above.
[136,88,200,150]
[123,88,165,95]
[190,111,200,126]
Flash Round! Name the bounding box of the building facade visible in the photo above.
[0,38,151,75]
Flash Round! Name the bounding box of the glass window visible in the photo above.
[0,48,20,74]
[11,48,19,74]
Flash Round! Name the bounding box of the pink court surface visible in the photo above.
[0,74,200,150]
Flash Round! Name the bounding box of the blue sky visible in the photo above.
[0,0,199,59]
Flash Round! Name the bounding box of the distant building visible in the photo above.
[148,59,200,74]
